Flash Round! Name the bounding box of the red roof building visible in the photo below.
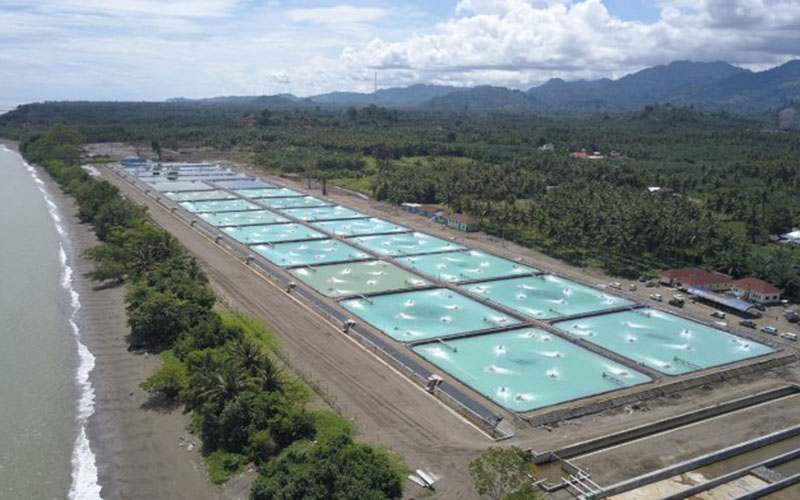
[732,277,782,305]
[659,268,732,291]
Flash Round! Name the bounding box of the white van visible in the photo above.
[780,332,797,342]
[711,310,726,319]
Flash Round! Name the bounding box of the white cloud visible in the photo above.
[1,0,799,101]
[328,0,800,91]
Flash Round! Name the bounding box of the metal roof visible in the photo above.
[687,287,758,313]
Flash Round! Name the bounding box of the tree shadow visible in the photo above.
[140,392,183,414]
[91,278,125,291]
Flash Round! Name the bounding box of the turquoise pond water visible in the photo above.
[258,196,332,209]
[235,187,303,198]
[311,217,408,236]
[349,232,465,256]
[280,205,367,221]
[412,328,652,412]
[165,190,236,202]
[180,199,260,213]
[199,210,288,227]
[339,288,520,342]
[215,179,276,190]
[221,223,326,244]
[553,308,776,375]
[461,275,632,320]
[397,250,538,283]
[251,239,369,266]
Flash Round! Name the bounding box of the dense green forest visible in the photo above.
[3,101,798,293]
[21,125,406,499]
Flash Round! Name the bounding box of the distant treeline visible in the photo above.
[6,102,799,292]
[22,125,405,499]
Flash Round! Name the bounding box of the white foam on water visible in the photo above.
[517,283,538,291]
[539,351,565,358]
[664,343,693,351]
[19,153,102,500]
[485,364,513,374]
[603,365,631,377]
[427,347,451,360]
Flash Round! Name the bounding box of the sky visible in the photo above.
[1,0,799,103]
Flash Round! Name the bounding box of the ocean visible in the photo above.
[0,146,101,499]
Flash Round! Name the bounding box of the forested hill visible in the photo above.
[427,60,799,112]
[159,59,799,113]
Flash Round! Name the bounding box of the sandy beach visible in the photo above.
[2,138,225,500]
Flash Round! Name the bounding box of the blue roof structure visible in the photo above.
[687,287,758,313]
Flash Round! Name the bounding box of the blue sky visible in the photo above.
[1,1,798,103]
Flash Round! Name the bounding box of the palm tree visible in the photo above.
[229,338,284,392]
[198,362,257,407]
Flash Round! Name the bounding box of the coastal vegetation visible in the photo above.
[5,102,798,294]
[469,447,540,500]
[21,125,406,498]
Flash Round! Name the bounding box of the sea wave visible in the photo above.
[19,151,102,500]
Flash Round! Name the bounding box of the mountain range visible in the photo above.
[170,60,800,112]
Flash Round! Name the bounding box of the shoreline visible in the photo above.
[2,139,221,500]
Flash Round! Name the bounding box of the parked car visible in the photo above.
[754,304,766,311]
[650,293,663,302]
[761,326,778,336]
[779,332,797,342]
[628,284,637,291]
[782,310,799,323]
[608,282,622,290]
[711,310,726,319]
[645,280,656,288]
[739,320,757,329]
[668,297,684,307]
[638,275,649,283]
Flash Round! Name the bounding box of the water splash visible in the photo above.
[539,351,565,358]
[494,345,507,356]
[485,364,513,374]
